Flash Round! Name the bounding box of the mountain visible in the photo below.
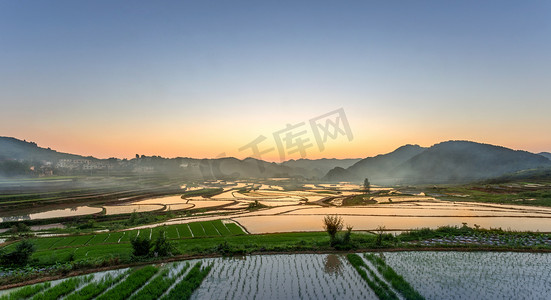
[281,158,361,178]
[324,141,551,184]
[538,152,551,160]
[0,136,91,162]
[484,167,551,184]
[348,144,426,180]
[0,137,357,179]
[4,137,550,183]
[323,167,358,182]
[390,141,551,184]
[200,157,294,179]
[186,157,360,180]
[324,144,426,182]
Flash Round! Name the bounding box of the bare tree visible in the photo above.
[323,215,344,243]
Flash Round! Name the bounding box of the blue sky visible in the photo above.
[1,1,550,159]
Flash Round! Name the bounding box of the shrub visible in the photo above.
[77,220,96,230]
[343,225,353,244]
[130,236,151,257]
[9,223,30,233]
[152,229,175,257]
[247,200,267,210]
[0,240,35,266]
[323,215,343,244]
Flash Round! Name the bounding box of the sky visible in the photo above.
[1,1,550,161]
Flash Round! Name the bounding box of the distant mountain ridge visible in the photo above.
[392,141,551,184]
[324,140,551,184]
[281,158,361,178]
[2,137,550,183]
[0,136,93,162]
[0,137,358,179]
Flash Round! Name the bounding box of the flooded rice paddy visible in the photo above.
[384,251,551,300]
[1,252,550,299]
[192,255,376,300]
[3,182,551,233]
[0,206,103,222]
[129,197,551,233]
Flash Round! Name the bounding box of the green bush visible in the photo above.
[152,229,174,257]
[1,240,35,266]
[130,236,152,257]
[9,223,30,234]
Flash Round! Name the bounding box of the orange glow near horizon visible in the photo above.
[3,99,550,162]
[8,120,550,162]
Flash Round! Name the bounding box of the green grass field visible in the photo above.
[1,220,249,265]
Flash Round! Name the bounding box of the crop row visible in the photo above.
[363,253,424,300]
[32,275,92,300]
[346,253,398,300]
[15,220,245,253]
[66,271,127,300]
[193,254,375,299]
[129,262,191,300]
[383,251,551,300]
[0,282,51,300]
[1,262,204,300]
[96,266,158,300]
[162,262,212,300]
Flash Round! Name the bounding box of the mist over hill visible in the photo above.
[281,158,361,178]
[325,141,551,184]
[2,137,550,184]
[392,141,551,184]
[539,152,551,160]
[325,144,426,182]
[0,137,356,179]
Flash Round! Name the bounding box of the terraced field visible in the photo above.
[1,220,245,264]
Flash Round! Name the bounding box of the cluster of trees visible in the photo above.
[130,229,175,258]
[0,240,35,266]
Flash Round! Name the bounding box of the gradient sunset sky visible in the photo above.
[1,1,550,161]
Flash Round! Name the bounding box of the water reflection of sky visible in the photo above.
[1,206,102,222]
